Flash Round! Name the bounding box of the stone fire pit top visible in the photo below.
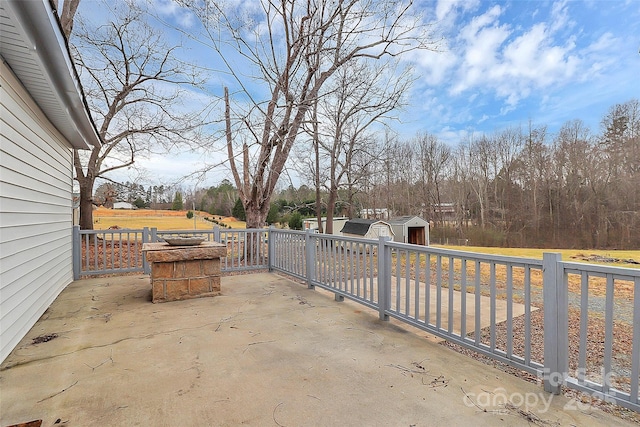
[142,242,226,262]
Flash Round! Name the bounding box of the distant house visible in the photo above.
[0,0,101,363]
[359,208,391,220]
[302,217,349,235]
[387,216,430,246]
[340,218,394,240]
[114,202,135,210]
[431,203,457,223]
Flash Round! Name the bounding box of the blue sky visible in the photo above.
[405,0,640,142]
[77,0,640,188]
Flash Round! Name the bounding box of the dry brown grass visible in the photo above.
[93,208,246,230]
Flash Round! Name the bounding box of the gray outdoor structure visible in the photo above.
[387,215,430,245]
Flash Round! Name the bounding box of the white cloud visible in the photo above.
[549,0,574,33]
[438,1,603,111]
[451,5,509,95]
[433,0,480,28]
[435,126,471,145]
[149,0,195,28]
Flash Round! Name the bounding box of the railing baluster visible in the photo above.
[506,264,513,358]
[524,266,531,365]
[436,255,442,330]
[395,252,401,312]
[425,254,431,326]
[475,261,481,346]
[448,256,454,334]
[461,259,467,338]
[415,253,421,323]
[405,250,410,315]
[579,272,589,385]
[632,277,640,404]
[603,274,614,395]
[490,263,496,351]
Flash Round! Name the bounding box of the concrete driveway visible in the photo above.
[0,273,634,426]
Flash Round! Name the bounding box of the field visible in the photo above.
[93,207,246,230]
[438,244,640,269]
[94,208,640,265]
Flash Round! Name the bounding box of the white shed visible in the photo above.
[302,216,349,235]
[0,0,101,363]
[340,218,394,240]
[387,216,430,246]
[113,202,135,210]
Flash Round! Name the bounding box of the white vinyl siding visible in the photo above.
[0,60,74,363]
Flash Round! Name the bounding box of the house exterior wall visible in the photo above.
[0,61,75,362]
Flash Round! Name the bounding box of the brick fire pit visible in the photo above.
[142,242,226,303]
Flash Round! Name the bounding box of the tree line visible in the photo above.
[331,99,639,249]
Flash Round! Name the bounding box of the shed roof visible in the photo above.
[0,0,101,150]
[340,218,375,236]
[387,216,429,225]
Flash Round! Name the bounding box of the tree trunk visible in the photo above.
[325,187,338,235]
[78,177,94,230]
[244,203,268,229]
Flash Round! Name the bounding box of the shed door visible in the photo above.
[408,227,425,245]
[370,224,390,238]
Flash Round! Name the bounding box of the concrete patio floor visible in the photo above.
[0,273,633,426]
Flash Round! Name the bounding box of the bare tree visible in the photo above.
[309,61,411,233]
[190,0,437,228]
[71,2,203,229]
[416,132,451,226]
[513,122,550,243]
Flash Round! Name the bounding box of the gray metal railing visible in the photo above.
[559,261,640,411]
[73,226,268,278]
[270,230,640,413]
[72,226,640,412]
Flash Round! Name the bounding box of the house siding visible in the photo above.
[0,61,74,362]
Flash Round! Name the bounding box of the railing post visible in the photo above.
[72,225,81,280]
[543,252,567,394]
[143,227,151,274]
[377,236,391,321]
[268,225,274,272]
[305,229,316,289]
[213,226,221,243]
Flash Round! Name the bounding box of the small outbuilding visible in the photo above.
[303,217,349,235]
[113,202,135,210]
[340,218,394,240]
[387,216,430,246]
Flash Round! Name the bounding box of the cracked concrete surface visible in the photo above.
[0,273,634,426]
